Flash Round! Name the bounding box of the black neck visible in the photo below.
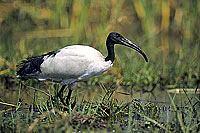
[105,39,115,62]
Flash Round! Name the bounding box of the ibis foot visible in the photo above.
[58,85,76,109]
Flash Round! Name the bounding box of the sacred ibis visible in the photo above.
[16,32,148,107]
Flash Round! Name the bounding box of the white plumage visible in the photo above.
[39,45,112,84]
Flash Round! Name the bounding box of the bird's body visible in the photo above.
[17,32,148,107]
[23,45,112,85]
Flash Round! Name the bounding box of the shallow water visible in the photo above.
[0,82,199,110]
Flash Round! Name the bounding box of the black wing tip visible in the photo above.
[16,55,44,77]
[16,59,28,76]
[16,57,33,75]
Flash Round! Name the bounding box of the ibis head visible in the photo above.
[105,32,148,62]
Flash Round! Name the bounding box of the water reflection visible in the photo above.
[1,83,199,110]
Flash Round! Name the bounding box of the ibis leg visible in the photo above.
[65,89,72,105]
[66,84,76,109]
[58,85,67,106]
[58,84,76,109]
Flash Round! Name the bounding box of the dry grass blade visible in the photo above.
[116,91,130,95]
[0,101,17,107]
[0,69,10,75]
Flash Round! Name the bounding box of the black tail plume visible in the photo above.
[16,56,44,78]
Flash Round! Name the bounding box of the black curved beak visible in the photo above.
[119,37,148,62]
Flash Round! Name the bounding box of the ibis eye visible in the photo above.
[115,33,121,38]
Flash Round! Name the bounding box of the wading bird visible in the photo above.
[16,32,148,108]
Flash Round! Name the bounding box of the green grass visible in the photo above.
[0,0,200,132]
[0,85,199,132]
